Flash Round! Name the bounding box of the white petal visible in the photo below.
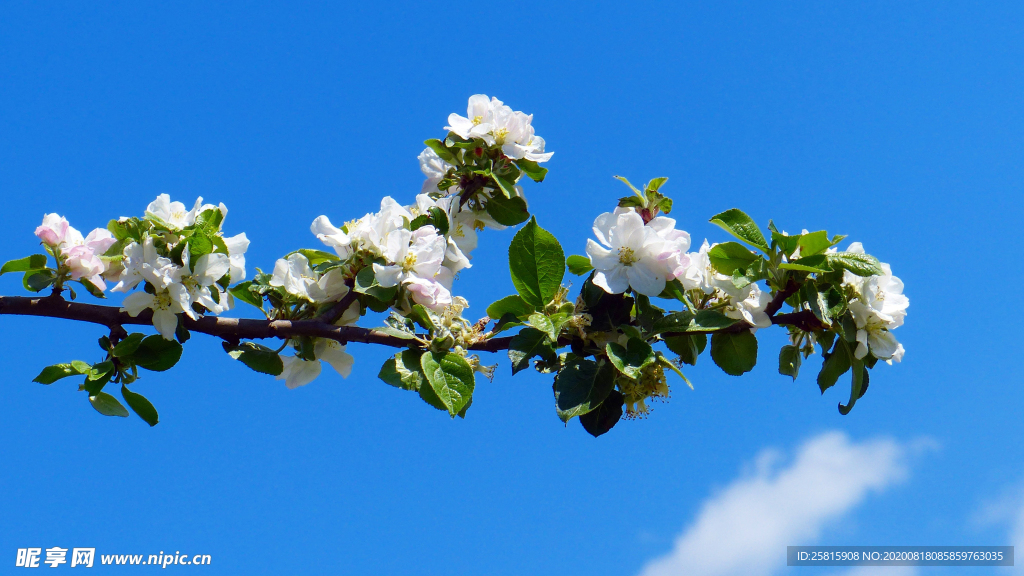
[593,268,630,294]
[152,309,179,340]
[121,292,155,316]
[372,263,403,288]
[315,340,354,378]
[626,262,666,296]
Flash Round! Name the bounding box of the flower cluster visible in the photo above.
[445,94,553,163]
[113,194,248,340]
[839,243,908,363]
[35,214,116,292]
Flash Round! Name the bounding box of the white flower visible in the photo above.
[646,215,692,281]
[405,276,453,311]
[720,281,773,330]
[178,250,231,317]
[585,210,669,296]
[269,253,348,303]
[311,196,412,259]
[840,242,909,362]
[678,239,715,293]
[445,94,497,140]
[419,148,456,195]
[112,238,181,293]
[223,233,249,282]
[145,194,224,230]
[121,289,189,340]
[372,226,447,289]
[276,338,355,389]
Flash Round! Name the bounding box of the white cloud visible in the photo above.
[638,431,918,576]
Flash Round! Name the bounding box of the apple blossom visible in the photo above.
[586,210,669,296]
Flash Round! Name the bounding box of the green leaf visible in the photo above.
[514,158,547,182]
[606,337,656,380]
[838,358,868,415]
[578,389,624,438]
[645,177,669,192]
[710,330,758,376]
[133,336,183,372]
[492,173,517,198]
[420,352,475,417]
[1,254,48,275]
[229,281,264,310]
[779,254,833,274]
[378,350,425,391]
[709,209,769,251]
[566,255,593,276]
[508,217,565,308]
[406,304,437,331]
[23,269,55,292]
[428,206,450,235]
[708,242,759,275]
[33,363,86,384]
[554,358,616,422]
[112,333,146,358]
[288,249,337,266]
[76,278,106,298]
[817,339,852,393]
[779,345,801,380]
[223,342,284,376]
[121,385,159,426]
[508,327,555,375]
[485,195,530,226]
[614,175,643,196]
[423,138,457,163]
[486,295,535,320]
[89,392,130,417]
[826,252,883,277]
[652,310,737,334]
[617,196,644,209]
[665,333,707,366]
[354,266,398,303]
[796,231,833,257]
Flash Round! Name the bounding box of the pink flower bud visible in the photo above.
[34,213,69,247]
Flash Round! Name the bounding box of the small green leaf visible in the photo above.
[838,358,868,415]
[508,327,555,375]
[424,138,457,163]
[378,350,425,391]
[527,313,558,342]
[554,358,615,422]
[514,158,548,182]
[33,363,85,384]
[508,217,565,308]
[229,281,264,310]
[578,389,624,437]
[121,385,159,426]
[652,310,736,334]
[89,392,130,417]
[289,249,338,266]
[566,255,593,276]
[708,242,759,275]
[428,206,450,235]
[709,209,769,252]
[818,339,852,393]
[796,231,833,257]
[614,175,643,196]
[665,333,707,366]
[1,254,48,275]
[112,333,147,358]
[486,295,535,320]
[223,342,283,376]
[826,252,883,277]
[420,352,475,417]
[710,330,758,376]
[779,345,801,380]
[779,254,832,274]
[354,266,398,303]
[133,336,183,372]
[23,269,56,292]
[76,278,106,298]
[645,177,669,192]
[606,337,656,380]
[485,195,530,226]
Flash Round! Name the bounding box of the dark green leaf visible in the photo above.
[508,217,565,308]
[566,255,593,276]
[838,358,867,415]
[710,330,758,376]
[554,358,615,422]
[665,333,707,366]
[112,333,146,358]
[427,206,450,235]
[0,254,48,275]
[508,327,555,375]
[485,195,530,226]
[817,339,852,393]
[121,385,159,426]
[76,278,106,298]
[486,295,535,320]
[652,310,737,334]
[709,209,769,251]
[23,269,55,292]
[779,345,801,380]
[133,336,183,372]
[89,392,129,417]
[420,352,475,417]
[424,138,457,163]
[229,281,264,310]
[223,342,283,376]
[779,254,832,274]
[514,158,547,182]
[579,390,624,437]
[33,363,85,384]
[354,266,398,303]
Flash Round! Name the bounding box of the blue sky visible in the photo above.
[1,1,1022,574]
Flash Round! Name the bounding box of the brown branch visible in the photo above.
[0,295,515,352]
